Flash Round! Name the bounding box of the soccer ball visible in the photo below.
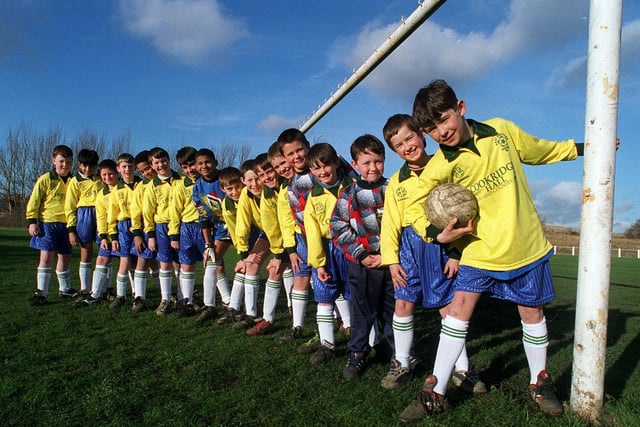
[425,183,478,229]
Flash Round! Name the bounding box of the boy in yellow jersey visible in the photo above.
[380,114,485,392]
[264,141,295,315]
[130,150,159,314]
[241,154,286,336]
[303,143,354,364]
[216,167,247,325]
[65,148,100,295]
[169,146,215,318]
[27,145,76,305]
[399,79,582,422]
[108,153,140,308]
[75,159,119,306]
[143,147,181,316]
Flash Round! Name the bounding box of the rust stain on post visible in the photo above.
[602,77,619,100]
[582,189,595,203]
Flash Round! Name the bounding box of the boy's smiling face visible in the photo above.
[281,140,308,173]
[196,155,217,180]
[352,150,384,183]
[118,161,135,183]
[52,154,72,177]
[180,160,199,180]
[150,155,170,176]
[309,161,338,186]
[241,169,263,196]
[422,100,472,148]
[257,165,278,189]
[100,167,118,187]
[222,182,243,202]
[270,154,294,180]
[136,161,156,180]
[390,125,428,168]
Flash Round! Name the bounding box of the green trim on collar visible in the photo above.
[263,185,277,199]
[440,119,496,160]
[152,170,181,186]
[224,196,236,211]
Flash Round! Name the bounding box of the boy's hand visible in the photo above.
[100,239,109,251]
[28,223,41,237]
[267,258,283,275]
[234,259,246,274]
[443,258,460,279]
[317,266,331,282]
[111,240,120,253]
[389,263,408,289]
[436,218,473,244]
[361,254,381,269]
[147,237,157,252]
[134,236,145,253]
[289,252,303,273]
[171,240,180,251]
[69,232,80,247]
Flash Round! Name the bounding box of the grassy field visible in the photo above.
[1,227,639,426]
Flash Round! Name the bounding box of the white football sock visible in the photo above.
[433,315,468,395]
[291,289,309,328]
[262,279,281,322]
[522,317,549,384]
[393,314,414,368]
[317,304,335,345]
[37,267,51,297]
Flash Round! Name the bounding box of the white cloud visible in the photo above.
[533,180,582,227]
[337,0,587,99]
[547,18,640,88]
[258,114,306,135]
[118,0,247,66]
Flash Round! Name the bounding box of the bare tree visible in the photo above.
[213,143,253,168]
[0,122,65,227]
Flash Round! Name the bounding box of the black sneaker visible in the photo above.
[59,288,80,298]
[530,370,563,416]
[102,287,116,301]
[399,375,449,423]
[131,296,146,314]
[74,295,101,307]
[195,306,217,324]
[309,340,335,365]
[109,296,126,309]
[278,326,303,345]
[174,298,196,318]
[343,352,367,379]
[29,290,47,306]
[381,359,412,390]
[451,363,487,394]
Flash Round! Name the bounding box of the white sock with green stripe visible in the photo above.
[116,273,128,298]
[334,294,351,328]
[216,273,231,305]
[433,315,468,395]
[91,265,109,298]
[203,262,217,307]
[244,275,259,317]
[291,289,308,328]
[56,270,71,292]
[282,268,294,309]
[522,317,549,384]
[317,304,334,345]
[262,279,281,322]
[393,314,414,368]
[37,267,51,297]
[180,269,195,303]
[134,270,148,299]
[79,262,92,292]
[229,273,245,312]
[159,269,173,301]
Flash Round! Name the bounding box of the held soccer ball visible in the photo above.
[425,183,478,229]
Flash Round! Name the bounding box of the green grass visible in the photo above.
[1,227,639,426]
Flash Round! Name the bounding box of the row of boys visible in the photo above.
[27,79,579,422]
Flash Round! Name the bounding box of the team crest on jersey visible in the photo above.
[314,202,325,215]
[395,186,407,199]
[452,166,465,180]
[494,134,510,151]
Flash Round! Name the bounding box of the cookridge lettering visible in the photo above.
[469,162,514,194]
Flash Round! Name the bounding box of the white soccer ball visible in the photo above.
[425,183,478,229]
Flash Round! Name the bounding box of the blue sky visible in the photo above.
[2,0,639,232]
